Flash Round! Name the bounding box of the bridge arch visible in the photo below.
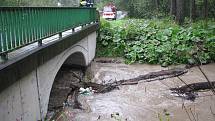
[37,43,90,118]
[47,51,87,114]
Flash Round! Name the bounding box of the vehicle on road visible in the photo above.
[102,3,117,20]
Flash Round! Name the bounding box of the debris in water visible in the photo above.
[111,112,126,121]
[170,81,215,101]
[111,68,188,86]
[95,59,122,63]
[79,87,94,95]
[170,81,215,93]
[97,115,101,120]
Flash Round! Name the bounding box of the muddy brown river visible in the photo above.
[53,58,215,121]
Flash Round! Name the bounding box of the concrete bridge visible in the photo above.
[0,7,99,121]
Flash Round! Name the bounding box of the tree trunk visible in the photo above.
[190,0,196,21]
[176,0,185,25]
[203,0,208,26]
[155,0,159,10]
[203,0,208,19]
[170,0,176,16]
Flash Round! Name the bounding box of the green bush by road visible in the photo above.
[97,18,215,66]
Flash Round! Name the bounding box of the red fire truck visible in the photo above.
[102,3,117,20]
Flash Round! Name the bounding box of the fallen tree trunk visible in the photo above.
[112,68,188,86]
[69,68,188,94]
[170,81,215,93]
[79,68,188,93]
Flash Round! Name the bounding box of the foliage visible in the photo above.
[96,18,125,57]
[158,112,170,121]
[95,0,128,11]
[97,18,215,66]
[0,0,18,6]
[196,0,215,18]
[128,0,169,18]
[95,0,215,19]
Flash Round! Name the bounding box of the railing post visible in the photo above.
[81,24,85,28]
[59,32,62,39]
[38,40,42,46]
[0,53,8,63]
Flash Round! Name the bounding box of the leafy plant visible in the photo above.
[97,18,215,66]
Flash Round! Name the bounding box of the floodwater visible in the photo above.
[56,58,215,121]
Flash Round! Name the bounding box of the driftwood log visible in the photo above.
[170,81,215,93]
[78,68,188,93]
[111,68,188,86]
[170,81,215,101]
[67,68,188,96]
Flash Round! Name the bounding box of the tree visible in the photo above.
[170,0,176,17]
[94,0,214,20]
[203,0,208,19]
[176,0,185,25]
[154,0,159,10]
[190,0,196,21]
[60,0,79,7]
[0,0,19,6]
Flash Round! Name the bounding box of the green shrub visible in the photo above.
[97,18,215,66]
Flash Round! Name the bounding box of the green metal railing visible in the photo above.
[0,7,97,57]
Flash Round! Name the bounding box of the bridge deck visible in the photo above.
[7,26,82,62]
